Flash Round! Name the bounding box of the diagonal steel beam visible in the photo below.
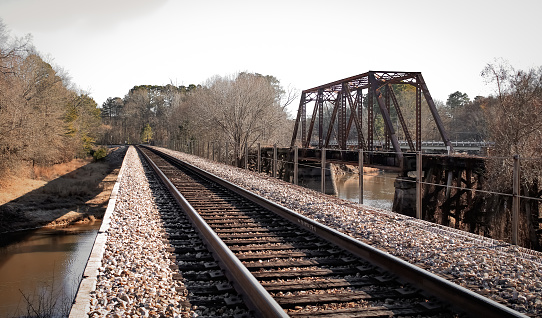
[344,84,366,150]
[369,72,402,156]
[290,92,306,147]
[387,84,414,151]
[304,91,322,148]
[324,95,340,148]
[416,74,454,152]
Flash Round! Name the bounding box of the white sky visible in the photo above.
[1,0,541,115]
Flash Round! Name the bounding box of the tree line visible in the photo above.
[0,19,102,182]
[100,72,296,166]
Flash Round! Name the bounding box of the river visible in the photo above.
[334,170,398,210]
[0,222,101,317]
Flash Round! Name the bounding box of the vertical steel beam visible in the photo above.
[416,151,423,219]
[338,84,347,149]
[337,90,343,148]
[294,146,298,185]
[368,84,374,151]
[416,85,422,152]
[321,148,326,193]
[302,95,306,147]
[359,149,363,204]
[318,89,324,149]
[357,89,364,150]
[341,85,347,149]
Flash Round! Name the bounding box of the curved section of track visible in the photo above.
[138,146,526,318]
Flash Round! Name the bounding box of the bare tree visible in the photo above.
[0,21,102,182]
[194,72,292,165]
[480,61,542,249]
[0,18,32,77]
[482,61,542,186]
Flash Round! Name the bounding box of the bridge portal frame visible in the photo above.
[290,71,453,154]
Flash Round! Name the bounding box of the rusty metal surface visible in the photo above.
[290,71,454,158]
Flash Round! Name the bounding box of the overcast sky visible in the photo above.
[1,0,541,114]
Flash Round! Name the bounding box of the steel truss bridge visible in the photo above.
[290,71,453,156]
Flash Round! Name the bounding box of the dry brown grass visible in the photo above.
[32,159,89,181]
[0,159,92,204]
[0,146,127,233]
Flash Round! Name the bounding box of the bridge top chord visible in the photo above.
[302,71,421,96]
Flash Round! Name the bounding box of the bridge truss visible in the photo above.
[290,71,453,154]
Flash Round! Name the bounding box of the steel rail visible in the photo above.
[145,146,527,318]
[137,147,288,318]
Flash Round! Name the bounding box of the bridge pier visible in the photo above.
[392,177,416,217]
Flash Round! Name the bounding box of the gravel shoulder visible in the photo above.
[155,146,542,317]
[86,146,191,317]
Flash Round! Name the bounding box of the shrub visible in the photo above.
[92,147,108,161]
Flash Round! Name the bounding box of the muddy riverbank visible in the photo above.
[0,146,127,234]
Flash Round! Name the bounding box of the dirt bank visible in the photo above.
[0,146,127,233]
[330,163,380,176]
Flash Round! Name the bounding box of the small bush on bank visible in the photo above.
[92,147,108,161]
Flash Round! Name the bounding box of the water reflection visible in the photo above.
[334,170,397,210]
[299,168,398,211]
[0,223,100,317]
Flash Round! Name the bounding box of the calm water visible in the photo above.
[0,222,100,317]
[300,169,398,210]
[334,170,398,210]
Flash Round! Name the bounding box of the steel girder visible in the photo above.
[290,71,454,155]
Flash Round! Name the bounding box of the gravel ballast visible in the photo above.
[77,145,542,317]
[85,147,191,317]
[155,146,542,317]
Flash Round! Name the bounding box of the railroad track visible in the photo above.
[137,146,525,318]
